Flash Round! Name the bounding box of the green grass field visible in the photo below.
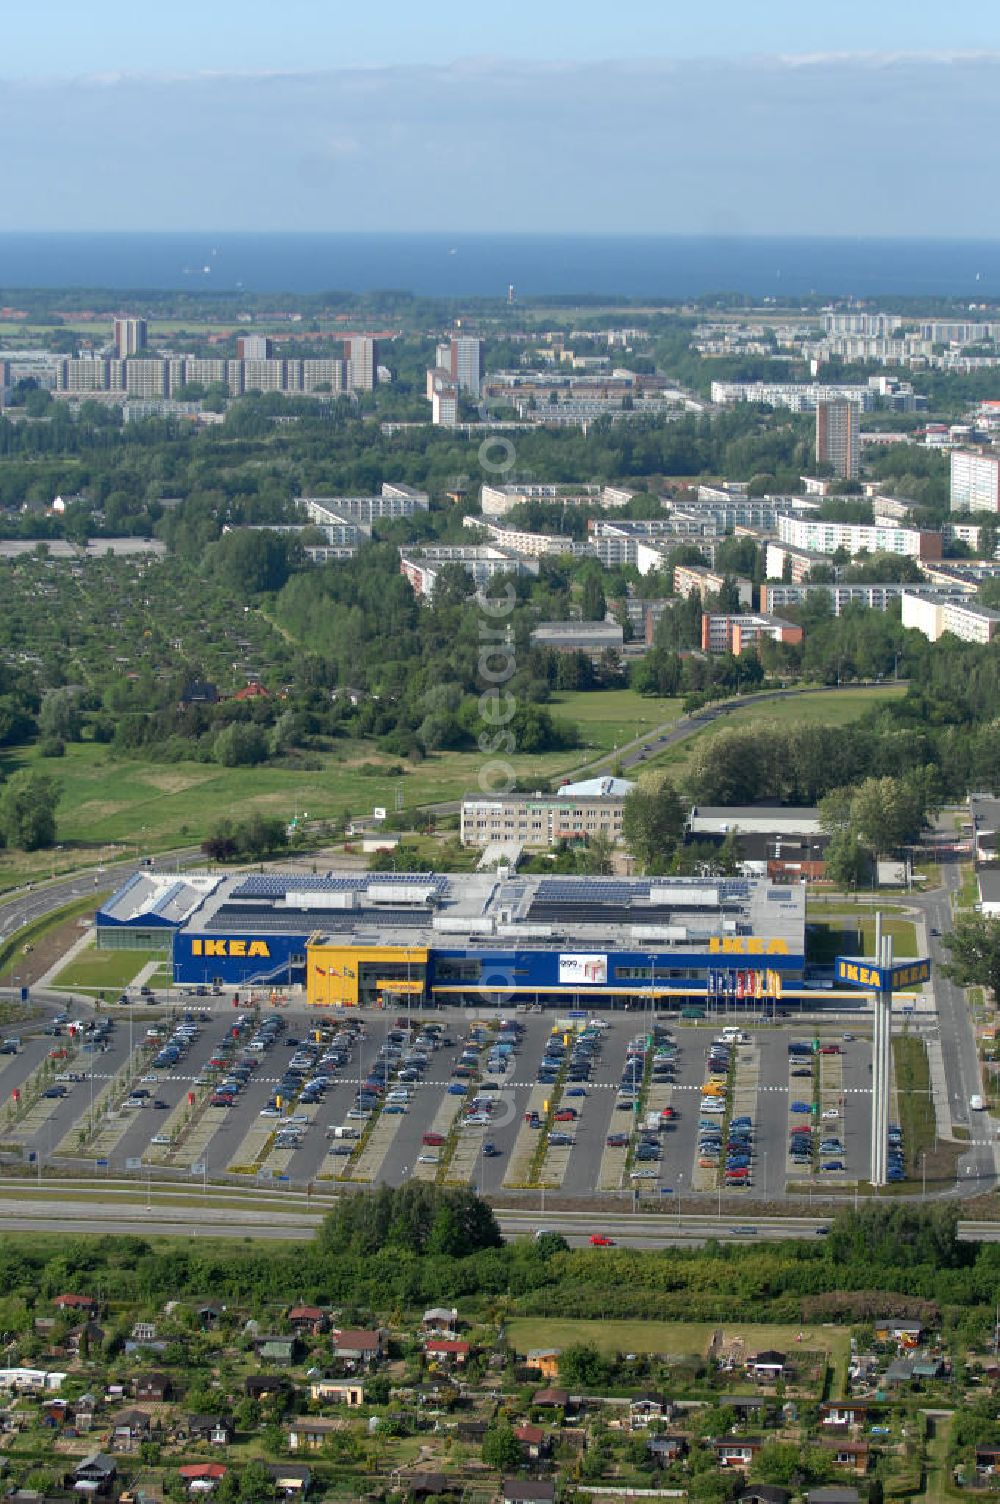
[505,1317,850,1369]
[52,945,164,993]
[640,686,907,783]
[0,686,904,877]
[807,917,919,968]
[0,690,685,859]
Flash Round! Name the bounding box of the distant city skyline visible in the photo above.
[1,1,999,237]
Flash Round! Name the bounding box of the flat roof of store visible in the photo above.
[167,870,805,955]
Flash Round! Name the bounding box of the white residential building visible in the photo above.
[900,590,1000,644]
[760,580,974,615]
[399,545,538,598]
[460,777,634,850]
[950,449,1000,514]
[776,514,941,561]
[710,380,876,412]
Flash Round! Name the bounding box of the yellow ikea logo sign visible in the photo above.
[191,939,271,959]
[708,936,790,956]
[839,962,881,987]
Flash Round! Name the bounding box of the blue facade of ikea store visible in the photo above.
[168,935,804,998]
[427,945,803,1003]
[172,932,307,989]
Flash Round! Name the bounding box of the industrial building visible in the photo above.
[685,806,830,882]
[96,870,807,1007]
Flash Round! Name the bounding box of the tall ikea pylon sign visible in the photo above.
[835,913,931,1188]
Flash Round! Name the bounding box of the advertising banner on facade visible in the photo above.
[558,953,608,986]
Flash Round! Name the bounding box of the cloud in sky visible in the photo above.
[3,54,999,235]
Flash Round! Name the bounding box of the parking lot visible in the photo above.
[4,1003,883,1198]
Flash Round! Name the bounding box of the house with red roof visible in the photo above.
[55,1294,98,1315]
[288,1305,327,1335]
[178,1464,228,1493]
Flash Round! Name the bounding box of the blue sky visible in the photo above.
[4,0,998,75]
[1,3,999,234]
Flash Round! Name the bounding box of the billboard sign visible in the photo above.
[558,953,608,986]
[835,956,931,990]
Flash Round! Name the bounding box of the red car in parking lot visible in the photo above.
[819,1044,841,1055]
[554,1109,577,1122]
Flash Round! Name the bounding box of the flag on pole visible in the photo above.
[754,969,764,999]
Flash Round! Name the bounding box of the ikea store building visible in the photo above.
[96,869,806,1011]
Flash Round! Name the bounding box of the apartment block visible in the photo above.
[901,590,1000,644]
[950,449,1000,514]
[764,542,833,583]
[125,359,169,398]
[689,487,793,531]
[432,387,459,426]
[480,483,601,518]
[672,564,754,607]
[776,514,942,561]
[113,317,147,357]
[700,613,803,654]
[399,546,538,598]
[460,779,632,849]
[816,400,860,481]
[467,517,579,558]
[236,335,273,360]
[759,581,973,615]
[588,517,717,570]
[711,381,875,412]
[449,336,483,397]
[347,336,378,391]
[300,485,428,525]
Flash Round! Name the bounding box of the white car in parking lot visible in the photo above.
[630,1168,658,1179]
[822,1108,840,1120]
[417,1153,439,1165]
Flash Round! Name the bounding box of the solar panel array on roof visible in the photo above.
[232,872,448,901]
[535,877,654,902]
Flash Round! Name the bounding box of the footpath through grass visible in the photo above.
[0,893,109,984]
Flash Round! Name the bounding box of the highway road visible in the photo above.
[896,826,999,1193]
[3,1188,1000,1246]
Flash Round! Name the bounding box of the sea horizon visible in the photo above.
[0,231,998,300]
